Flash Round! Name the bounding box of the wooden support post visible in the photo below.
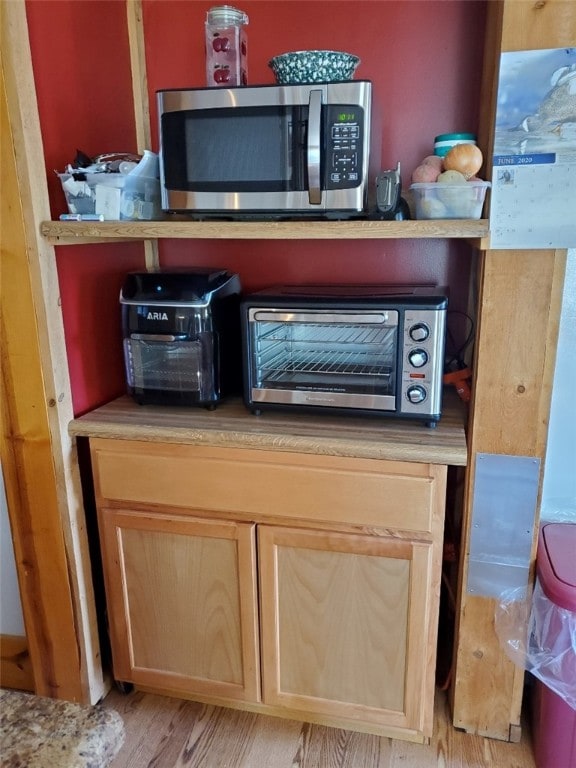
[126,0,159,272]
[452,249,566,739]
[1,1,105,704]
[451,0,575,739]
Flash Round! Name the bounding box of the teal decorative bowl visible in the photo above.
[269,50,360,84]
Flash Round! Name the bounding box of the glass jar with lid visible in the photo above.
[205,5,248,87]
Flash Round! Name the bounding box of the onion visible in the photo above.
[443,144,483,179]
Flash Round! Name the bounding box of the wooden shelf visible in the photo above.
[41,218,490,245]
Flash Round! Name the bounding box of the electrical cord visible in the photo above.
[444,309,475,373]
[443,310,475,403]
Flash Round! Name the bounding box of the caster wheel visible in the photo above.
[114,680,134,695]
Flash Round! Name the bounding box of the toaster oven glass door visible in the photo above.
[248,309,398,411]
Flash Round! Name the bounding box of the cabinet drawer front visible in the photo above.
[91,439,446,533]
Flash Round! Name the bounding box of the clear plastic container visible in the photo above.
[410,181,490,219]
[58,173,126,218]
[119,150,161,221]
[205,6,248,87]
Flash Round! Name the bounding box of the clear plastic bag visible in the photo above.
[496,579,576,711]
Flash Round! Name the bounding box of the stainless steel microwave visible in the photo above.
[241,285,448,427]
[157,81,379,219]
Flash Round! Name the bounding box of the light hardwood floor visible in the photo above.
[102,688,536,768]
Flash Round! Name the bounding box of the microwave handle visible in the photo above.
[307,89,322,205]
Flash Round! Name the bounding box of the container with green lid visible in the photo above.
[434,132,477,157]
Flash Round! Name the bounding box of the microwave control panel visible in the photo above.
[325,105,364,189]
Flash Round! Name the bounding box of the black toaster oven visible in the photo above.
[121,268,241,407]
[241,284,448,427]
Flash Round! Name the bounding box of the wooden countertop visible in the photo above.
[70,391,468,466]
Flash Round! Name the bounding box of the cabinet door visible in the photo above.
[98,508,260,703]
[258,525,438,737]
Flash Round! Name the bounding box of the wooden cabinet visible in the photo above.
[5,0,569,737]
[89,434,448,742]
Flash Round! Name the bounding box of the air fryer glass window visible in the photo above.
[251,320,397,396]
[125,338,211,396]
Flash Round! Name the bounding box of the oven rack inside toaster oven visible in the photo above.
[254,322,395,382]
[256,323,394,346]
[259,352,393,380]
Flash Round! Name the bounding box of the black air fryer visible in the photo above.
[120,268,242,407]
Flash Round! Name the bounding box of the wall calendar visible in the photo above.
[489,48,576,249]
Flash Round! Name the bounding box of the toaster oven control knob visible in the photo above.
[408,348,429,368]
[406,385,427,404]
[409,323,430,342]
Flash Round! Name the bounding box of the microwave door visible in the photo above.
[159,102,313,213]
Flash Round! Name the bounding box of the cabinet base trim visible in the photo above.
[135,684,429,743]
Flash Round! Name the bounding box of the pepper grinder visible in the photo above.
[205,6,249,87]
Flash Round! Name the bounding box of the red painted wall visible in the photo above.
[26,0,145,415]
[143,0,486,184]
[26,0,487,416]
